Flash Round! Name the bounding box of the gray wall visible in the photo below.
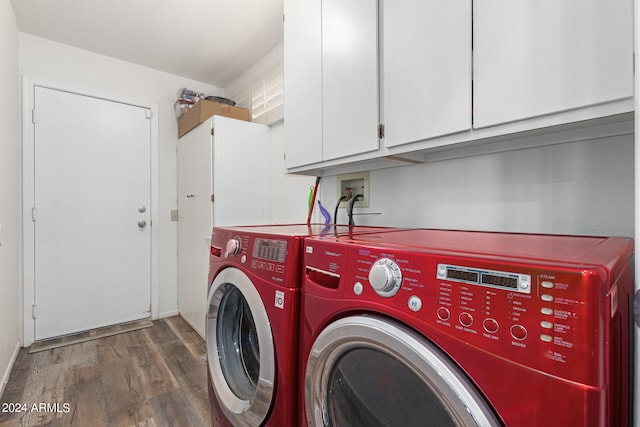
[321,132,634,238]
[0,0,20,396]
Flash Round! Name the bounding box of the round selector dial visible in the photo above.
[368,258,403,298]
[225,237,242,256]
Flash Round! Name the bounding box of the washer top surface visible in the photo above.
[323,228,632,265]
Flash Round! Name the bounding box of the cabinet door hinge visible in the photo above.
[32,109,36,124]
[211,194,215,203]
[32,304,37,319]
[378,123,385,139]
[145,109,153,119]
[31,207,37,222]
[211,127,215,136]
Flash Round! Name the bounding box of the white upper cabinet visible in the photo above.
[322,0,379,160]
[284,0,634,174]
[284,0,378,169]
[473,0,634,128]
[283,0,323,168]
[381,0,472,148]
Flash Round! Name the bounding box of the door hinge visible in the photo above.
[211,127,215,136]
[31,109,36,124]
[145,109,153,119]
[31,207,37,222]
[32,304,37,319]
[378,123,385,139]
[211,194,215,203]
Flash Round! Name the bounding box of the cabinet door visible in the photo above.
[322,0,379,160]
[474,0,633,128]
[382,0,471,148]
[284,0,323,168]
[212,116,271,226]
[177,124,209,337]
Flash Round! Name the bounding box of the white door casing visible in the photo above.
[22,79,159,346]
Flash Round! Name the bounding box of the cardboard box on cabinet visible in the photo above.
[178,100,250,138]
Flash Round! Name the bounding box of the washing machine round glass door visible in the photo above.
[207,267,275,426]
[305,315,501,427]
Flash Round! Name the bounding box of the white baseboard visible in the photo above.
[158,309,179,319]
[0,342,21,399]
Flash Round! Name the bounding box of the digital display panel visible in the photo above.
[446,268,479,283]
[481,273,518,289]
[253,238,287,263]
[437,264,530,294]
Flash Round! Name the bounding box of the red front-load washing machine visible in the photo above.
[299,229,634,427]
[206,224,401,426]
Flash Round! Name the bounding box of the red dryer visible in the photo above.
[206,224,401,426]
[299,229,634,426]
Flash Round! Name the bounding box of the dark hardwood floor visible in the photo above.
[0,316,211,427]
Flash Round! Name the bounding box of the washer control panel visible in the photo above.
[301,237,626,387]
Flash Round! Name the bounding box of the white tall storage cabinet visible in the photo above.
[177,115,271,337]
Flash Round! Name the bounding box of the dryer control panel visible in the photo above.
[210,228,301,289]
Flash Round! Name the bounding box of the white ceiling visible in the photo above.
[11,0,284,88]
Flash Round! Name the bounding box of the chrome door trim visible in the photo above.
[305,315,501,427]
[206,267,275,426]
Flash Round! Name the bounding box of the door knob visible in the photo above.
[138,220,147,228]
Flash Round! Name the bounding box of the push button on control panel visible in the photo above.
[437,307,450,321]
[353,282,364,296]
[483,318,499,334]
[540,334,553,343]
[510,325,528,341]
[459,312,473,327]
[408,296,422,312]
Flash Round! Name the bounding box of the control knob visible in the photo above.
[225,238,242,256]
[368,258,402,298]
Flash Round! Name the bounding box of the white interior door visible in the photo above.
[33,86,152,340]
